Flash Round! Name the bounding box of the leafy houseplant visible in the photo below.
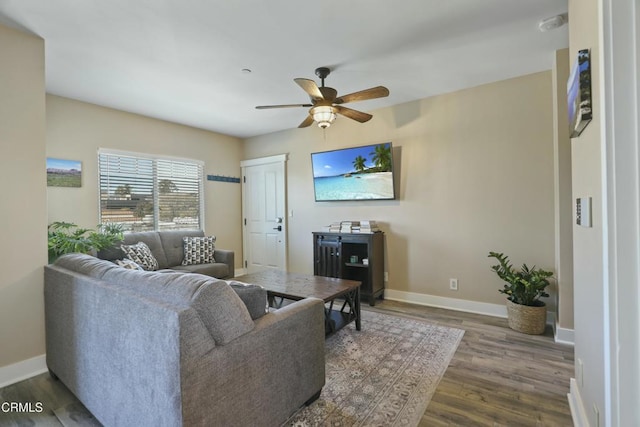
[48,222,124,264]
[488,251,553,334]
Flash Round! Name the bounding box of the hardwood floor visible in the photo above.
[369,300,574,427]
[0,370,77,426]
[0,300,574,426]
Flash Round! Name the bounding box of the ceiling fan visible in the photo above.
[255,67,389,129]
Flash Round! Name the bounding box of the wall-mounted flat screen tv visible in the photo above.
[311,142,395,202]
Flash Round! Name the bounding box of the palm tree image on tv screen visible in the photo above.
[311,142,395,201]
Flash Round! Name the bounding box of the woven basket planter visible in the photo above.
[506,299,546,335]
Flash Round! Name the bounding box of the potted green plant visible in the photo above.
[488,251,553,334]
[48,221,124,264]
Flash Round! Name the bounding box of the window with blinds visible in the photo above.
[98,151,203,232]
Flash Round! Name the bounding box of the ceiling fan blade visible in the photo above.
[334,106,373,123]
[294,78,324,101]
[255,104,312,109]
[335,86,389,104]
[298,115,314,128]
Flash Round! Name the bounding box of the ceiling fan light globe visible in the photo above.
[311,105,337,128]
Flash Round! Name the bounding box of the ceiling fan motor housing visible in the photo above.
[315,67,331,81]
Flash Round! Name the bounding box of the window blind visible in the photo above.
[98,151,203,232]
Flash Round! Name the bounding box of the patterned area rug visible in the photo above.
[283,309,464,426]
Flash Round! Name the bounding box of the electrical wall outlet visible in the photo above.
[449,278,458,291]
[384,272,389,282]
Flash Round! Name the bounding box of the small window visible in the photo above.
[98,150,203,232]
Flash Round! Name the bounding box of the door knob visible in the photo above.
[273,225,282,231]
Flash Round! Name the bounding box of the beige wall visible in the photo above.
[244,72,556,309]
[569,0,606,424]
[46,95,244,266]
[0,24,47,368]
[552,48,574,330]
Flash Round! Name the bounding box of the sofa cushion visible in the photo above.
[121,242,159,271]
[172,263,229,278]
[226,281,268,320]
[182,236,216,265]
[189,278,255,345]
[55,253,122,278]
[96,265,253,345]
[140,272,253,345]
[55,254,254,344]
[158,230,205,267]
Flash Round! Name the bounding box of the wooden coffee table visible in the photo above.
[234,270,361,334]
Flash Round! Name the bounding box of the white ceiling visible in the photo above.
[0,0,568,139]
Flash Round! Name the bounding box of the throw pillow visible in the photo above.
[182,235,216,265]
[116,258,144,271]
[120,242,159,271]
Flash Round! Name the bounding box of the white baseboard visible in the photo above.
[0,354,47,389]
[385,289,575,345]
[568,378,589,426]
[234,268,247,277]
[555,324,576,346]
[384,289,507,318]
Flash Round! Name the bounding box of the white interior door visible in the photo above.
[240,154,287,273]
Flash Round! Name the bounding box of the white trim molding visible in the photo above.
[601,0,640,424]
[385,289,507,318]
[0,354,47,389]
[98,147,205,166]
[386,289,574,345]
[240,153,288,168]
[555,325,576,346]
[568,378,590,427]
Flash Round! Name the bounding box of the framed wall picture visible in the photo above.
[567,49,592,137]
[47,158,82,187]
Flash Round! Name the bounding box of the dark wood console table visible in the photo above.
[312,231,384,306]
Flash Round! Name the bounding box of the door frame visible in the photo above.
[240,154,288,274]
[601,0,640,424]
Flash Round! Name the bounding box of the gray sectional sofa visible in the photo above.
[98,230,234,279]
[45,253,326,426]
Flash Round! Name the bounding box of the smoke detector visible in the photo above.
[538,14,567,32]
